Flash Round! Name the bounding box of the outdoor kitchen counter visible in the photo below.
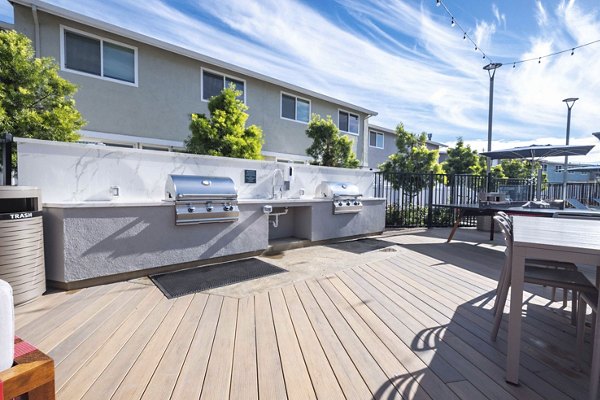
[41,198,385,288]
[43,201,169,208]
[44,197,385,207]
[238,197,385,206]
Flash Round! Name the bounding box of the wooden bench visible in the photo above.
[0,337,55,400]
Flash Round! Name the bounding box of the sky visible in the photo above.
[1,0,600,163]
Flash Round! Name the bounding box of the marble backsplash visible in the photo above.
[16,138,377,203]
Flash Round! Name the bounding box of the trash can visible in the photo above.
[0,186,45,305]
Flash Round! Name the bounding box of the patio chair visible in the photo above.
[566,198,590,210]
[577,290,600,400]
[490,215,595,341]
[492,213,578,315]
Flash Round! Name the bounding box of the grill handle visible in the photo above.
[175,193,238,200]
[333,194,363,200]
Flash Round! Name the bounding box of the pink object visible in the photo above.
[13,340,36,359]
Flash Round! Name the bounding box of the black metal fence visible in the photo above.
[542,182,600,204]
[374,171,600,228]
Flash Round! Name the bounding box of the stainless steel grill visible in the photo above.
[165,174,239,225]
[316,181,363,214]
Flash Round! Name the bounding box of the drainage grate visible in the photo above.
[150,258,286,299]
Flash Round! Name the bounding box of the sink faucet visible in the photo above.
[272,169,284,199]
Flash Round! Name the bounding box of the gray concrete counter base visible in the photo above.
[43,198,385,286]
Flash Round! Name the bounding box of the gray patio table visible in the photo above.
[506,216,600,384]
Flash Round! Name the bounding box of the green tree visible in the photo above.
[497,159,535,179]
[305,114,359,168]
[442,137,484,176]
[380,123,442,174]
[0,30,85,166]
[186,84,263,159]
[380,123,442,192]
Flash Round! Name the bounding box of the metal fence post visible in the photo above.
[1,133,13,186]
[427,171,434,228]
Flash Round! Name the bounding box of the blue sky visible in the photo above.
[1,0,600,162]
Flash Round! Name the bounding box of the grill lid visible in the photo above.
[316,181,361,199]
[166,174,238,201]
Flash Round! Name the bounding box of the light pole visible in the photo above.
[483,62,502,192]
[562,97,579,199]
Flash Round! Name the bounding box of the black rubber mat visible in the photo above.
[150,258,287,299]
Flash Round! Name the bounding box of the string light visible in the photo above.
[433,0,492,62]
[509,39,600,68]
[434,0,600,68]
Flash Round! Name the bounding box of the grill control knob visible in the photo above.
[354,201,359,206]
[346,201,351,206]
[187,206,196,213]
[206,202,214,212]
[338,201,343,206]
[223,205,232,211]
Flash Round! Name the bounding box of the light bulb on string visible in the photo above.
[475,45,478,50]
[463,33,466,40]
[451,17,455,27]
[538,57,541,63]
[436,0,441,7]
[513,63,516,68]
[571,48,575,55]
[483,55,485,59]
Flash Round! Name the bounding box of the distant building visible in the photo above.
[0,21,13,31]
[367,124,447,169]
[541,161,599,183]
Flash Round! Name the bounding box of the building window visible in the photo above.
[369,131,384,148]
[202,69,245,102]
[280,93,310,123]
[338,110,359,134]
[62,27,137,85]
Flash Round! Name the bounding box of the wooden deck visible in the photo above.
[14,228,596,399]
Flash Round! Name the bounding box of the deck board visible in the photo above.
[270,288,317,400]
[230,296,258,400]
[294,281,373,400]
[282,285,345,399]
[169,295,223,400]
[140,294,203,400]
[200,297,239,400]
[85,294,196,400]
[13,228,598,399]
[255,291,288,400]
[57,289,172,399]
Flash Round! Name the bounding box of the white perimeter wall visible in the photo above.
[16,138,376,203]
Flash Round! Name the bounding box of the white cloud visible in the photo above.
[492,4,506,29]
[535,0,548,26]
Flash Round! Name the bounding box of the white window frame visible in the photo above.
[369,130,384,149]
[279,91,311,124]
[337,109,360,136]
[201,67,247,103]
[59,25,138,87]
